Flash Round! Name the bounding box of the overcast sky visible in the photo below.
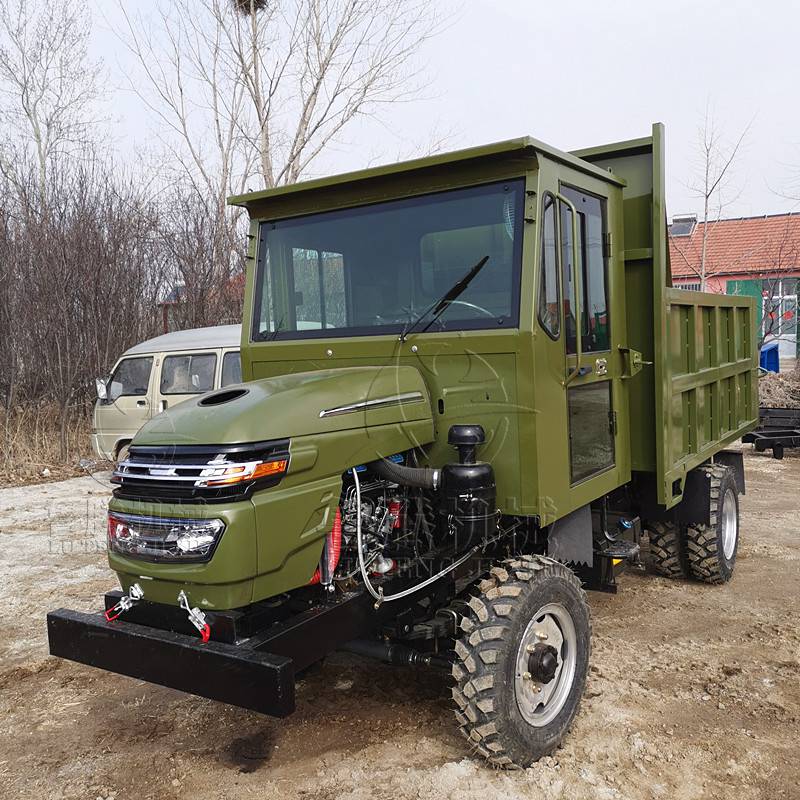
[92,0,800,220]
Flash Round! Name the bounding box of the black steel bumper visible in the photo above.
[47,608,296,716]
[47,574,450,717]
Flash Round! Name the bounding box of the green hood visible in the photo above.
[134,365,433,446]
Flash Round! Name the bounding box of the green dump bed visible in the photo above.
[575,125,758,508]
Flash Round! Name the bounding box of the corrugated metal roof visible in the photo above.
[124,324,241,356]
[670,212,800,279]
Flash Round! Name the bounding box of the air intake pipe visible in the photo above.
[438,425,496,551]
[367,458,440,490]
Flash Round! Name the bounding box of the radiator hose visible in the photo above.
[367,458,440,490]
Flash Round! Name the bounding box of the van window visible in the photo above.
[221,351,242,387]
[160,353,217,395]
[109,357,153,400]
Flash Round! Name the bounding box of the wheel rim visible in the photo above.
[721,487,738,560]
[514,603,577,727]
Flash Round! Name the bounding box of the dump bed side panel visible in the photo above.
[663,288,758,498]
[574,124,758,508]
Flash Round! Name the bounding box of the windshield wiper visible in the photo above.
[264,317,285,342]
[399,255,490,342]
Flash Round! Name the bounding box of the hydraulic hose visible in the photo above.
[367,458,439,490]
[309,507,342,586]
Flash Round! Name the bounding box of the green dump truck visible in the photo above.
[48,124,758,768]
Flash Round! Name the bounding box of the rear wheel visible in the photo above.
[452,555,591,769]
[645,521,685,578]
[685,464,739,584]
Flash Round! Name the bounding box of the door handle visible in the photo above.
[556,192,582,387]
[136,400,147,407]
[159,400,167,412]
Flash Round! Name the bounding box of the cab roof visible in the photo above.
[124,324,241,356]
[228,136,626,210]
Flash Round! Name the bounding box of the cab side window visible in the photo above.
[160,353,216,395]
[221,351,242,387]
[537,194,560,338]
[560,186,609,354]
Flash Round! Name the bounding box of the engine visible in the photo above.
[335,474,431,581]
[330,425,497,587]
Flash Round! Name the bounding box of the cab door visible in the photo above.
[533,162,630,524]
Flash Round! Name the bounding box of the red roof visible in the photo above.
[669,213,800,280]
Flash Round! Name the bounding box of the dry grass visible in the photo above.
[759,368,800,409]
[0,403,106,486]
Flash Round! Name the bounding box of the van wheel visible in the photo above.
[115,444,131,465]
[685,465,739,584]
[452,555,591,769]
[645,521,685,578]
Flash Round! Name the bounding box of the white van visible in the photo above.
[92,324,242,462]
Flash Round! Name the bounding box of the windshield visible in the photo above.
[252,179,525,340]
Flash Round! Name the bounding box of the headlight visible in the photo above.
[107,512,225,563]
[194,458,288,487]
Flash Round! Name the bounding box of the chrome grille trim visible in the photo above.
[114,459,262,484]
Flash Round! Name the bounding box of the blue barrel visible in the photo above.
[759,341,780,373]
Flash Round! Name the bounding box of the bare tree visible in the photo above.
[159,181,246,330]
[225,0,439,187]
[0,161,165,461]
[113,0,441,330]
[687,106,752,290]
[0,0,104,201]
[119,0,439,193]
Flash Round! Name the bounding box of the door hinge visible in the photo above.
[609,410,618,436]
[604,232,612,259]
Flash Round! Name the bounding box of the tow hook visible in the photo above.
[177,590,211,643]
[104,583,144,622]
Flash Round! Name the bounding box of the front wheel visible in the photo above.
[452,555,591,769]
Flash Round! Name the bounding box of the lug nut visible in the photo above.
[536,630,548,640]
[522,671,532,681]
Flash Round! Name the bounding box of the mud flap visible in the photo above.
[547,504,593,566]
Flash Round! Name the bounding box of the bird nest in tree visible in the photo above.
[232,0,269,13]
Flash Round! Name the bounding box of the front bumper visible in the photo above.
[47,607,296,716]
[47,572,444,717]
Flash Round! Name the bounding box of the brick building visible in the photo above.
[669,212,800,358]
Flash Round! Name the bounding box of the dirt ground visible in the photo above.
[0,448,798,800]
